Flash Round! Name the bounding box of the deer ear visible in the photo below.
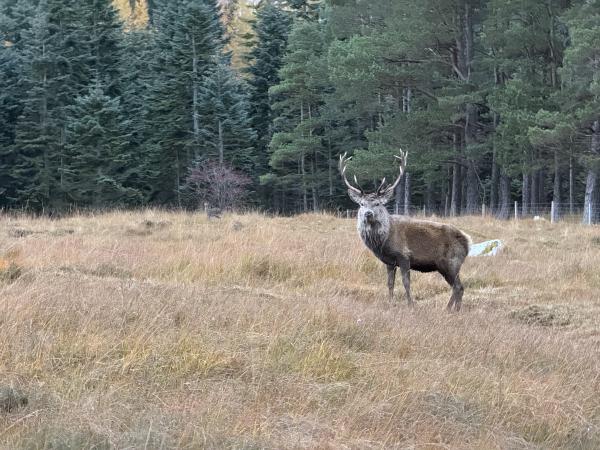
[348,189,363,204]
[379,188,395,205]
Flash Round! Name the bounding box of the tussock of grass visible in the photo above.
[239,255,293,282]
[0,261,22,282]
[510,304,573,326]
[0,210,599,448]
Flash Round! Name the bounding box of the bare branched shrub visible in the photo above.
[184,160,251,210]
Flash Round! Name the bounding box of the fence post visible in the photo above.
[551,201,555,223]
[482,204,486,217]
[346,209,350,219]
[422,205,426,216]
[589,203,593,226]
[514,201,518,220]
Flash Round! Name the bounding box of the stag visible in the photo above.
[340,151,471,311]
[204,202,222,219]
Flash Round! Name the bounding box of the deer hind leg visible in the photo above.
[399,264,413,307]
[386,265,397,302]
[443,270,464,312]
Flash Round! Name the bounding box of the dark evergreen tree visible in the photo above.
[11,3,64,209]
[197,61,256,171]
[144,0,226,205]
[0,0,37,206]
[268,20,330,212]
[63,84,140,207]
[283,0,320,20]
[244,3,291,185]
[118,29,158,203]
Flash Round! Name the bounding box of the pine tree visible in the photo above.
[268,20,330,212]
[561,0,600,224]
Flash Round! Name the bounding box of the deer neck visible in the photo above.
[357,211,391,254]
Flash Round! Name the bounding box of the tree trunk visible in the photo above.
[300,102,307,212]
[395,178,405,214]
[450,133,461,216]
[461,168,468,215]
[457,3,475,216]
[569,150,574,216]
[328,136,333,196]
[300,154,308,212]
[490,144,498,214]
[530,169,539,215]
[522,171,530,217]
[425,181,434,213]
[308,104,318,212]
[497,170,510,220]
[466,160,479,214]
[191,35,200,161]
[538,168,545,208]
[403,87,412,113]
[175,149,181,208]
[553,149,560,221]
[450,162,461,216]
[311,158,318,212]
[403,172,411,216]
[583,120,600,224]
[217,119,224,165]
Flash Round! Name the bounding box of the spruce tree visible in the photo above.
[118,29,158,203]
[197,61,256,171]
[0,0,36,206]
[144,0,226,205]
[11,3,64,209]
[244,3,291,183]
[63,84,140,207]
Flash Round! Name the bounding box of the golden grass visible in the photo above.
[0,210,599,449]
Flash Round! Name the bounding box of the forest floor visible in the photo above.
[0,211,599,449]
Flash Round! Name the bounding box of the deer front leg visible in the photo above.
[399,264,413,307]
[386,265,396,302]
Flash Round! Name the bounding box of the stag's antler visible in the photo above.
[377,149,407,196]
[339,152,363,194]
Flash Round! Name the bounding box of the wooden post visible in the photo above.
[514,201,518,220]
[550,201,555,224]
[346,209,350,219]
[422,205,426,216]
[589,203,593,226]
[482,204,486,217]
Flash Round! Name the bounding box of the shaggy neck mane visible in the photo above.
[357,213,391,255]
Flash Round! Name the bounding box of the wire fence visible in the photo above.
[337,202,598,225]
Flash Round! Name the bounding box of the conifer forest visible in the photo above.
[1,0,600,222]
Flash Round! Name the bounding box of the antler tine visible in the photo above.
[353,174,365,193]
[376,177,387,195]
[382,149,408,195]
[339,152,363,194]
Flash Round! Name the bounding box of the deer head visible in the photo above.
[339,150,407,227]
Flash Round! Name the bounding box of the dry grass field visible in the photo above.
[1,210,599,449]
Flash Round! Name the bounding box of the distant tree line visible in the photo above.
[1,0,599,222]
